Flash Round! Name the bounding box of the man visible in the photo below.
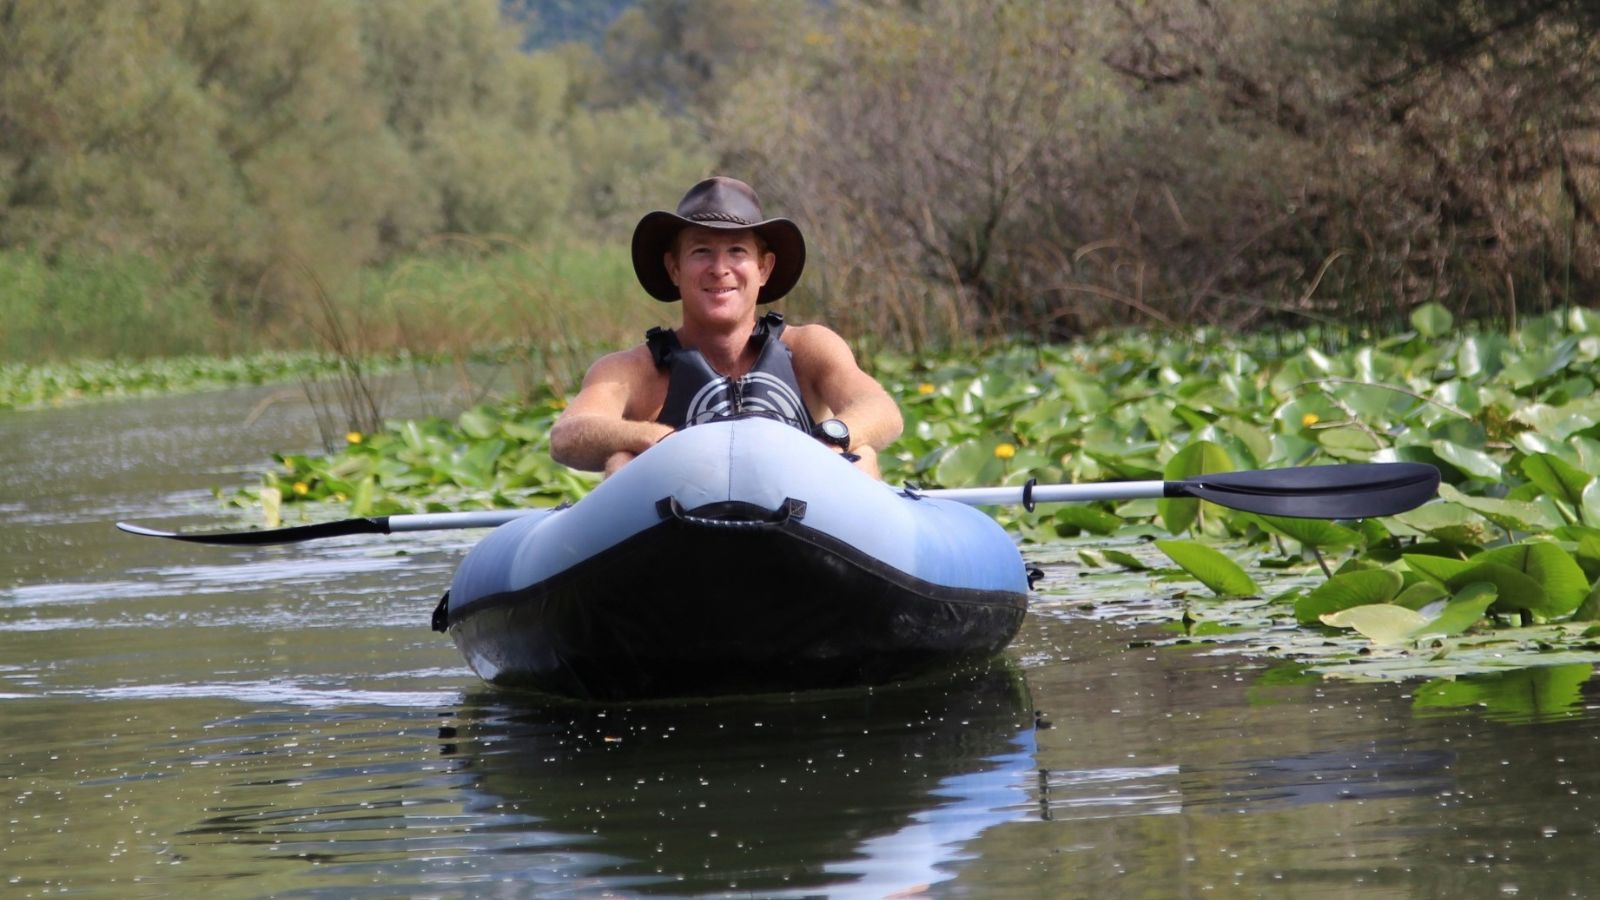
[550,176,903,476]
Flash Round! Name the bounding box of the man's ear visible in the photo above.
[663,251,680,286]
[759,250,776,285]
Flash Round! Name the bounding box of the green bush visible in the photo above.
[0,250,219,362]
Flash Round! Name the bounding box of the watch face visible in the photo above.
[819,419,849,445]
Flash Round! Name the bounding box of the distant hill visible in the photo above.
[502,0,636,47]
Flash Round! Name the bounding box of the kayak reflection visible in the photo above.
[444,662,1039,896]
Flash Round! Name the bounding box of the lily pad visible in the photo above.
[1155,539,1259,597]
[1409,583,1498,640]
[1252,514,1363,549]
[1158,440,1234,534]
[1520,453,1592,521]
[1294,568,1404,625]
[1320,604,1427,644]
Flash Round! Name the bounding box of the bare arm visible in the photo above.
[549,348,674,473]
[786,324,904,455]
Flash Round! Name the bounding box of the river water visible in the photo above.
[4,385,1600,897]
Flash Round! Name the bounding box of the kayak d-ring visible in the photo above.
[1022,478,1038,512]
[655,496,808,529]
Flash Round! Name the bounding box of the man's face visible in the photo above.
[664,226,775,324]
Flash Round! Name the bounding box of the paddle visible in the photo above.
[919,461,1440,519]
[115,509,542,545]
[116,462,1437,545]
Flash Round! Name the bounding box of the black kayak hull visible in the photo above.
[449,516,1028,700]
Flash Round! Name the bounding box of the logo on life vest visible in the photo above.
[684,372,810,429]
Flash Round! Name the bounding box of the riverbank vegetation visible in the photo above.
[4,0,1596,364]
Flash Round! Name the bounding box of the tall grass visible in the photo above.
[1,241,672,376]
[0,251,223,361]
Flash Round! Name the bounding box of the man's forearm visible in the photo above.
[549,414,674,471]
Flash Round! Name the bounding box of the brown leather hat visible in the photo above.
[631,176,806,303]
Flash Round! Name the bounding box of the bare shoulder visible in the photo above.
[581,344,657,384]
[566,344,663,419]
[780,322,856,362]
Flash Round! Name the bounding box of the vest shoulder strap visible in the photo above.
[645,326,679,370]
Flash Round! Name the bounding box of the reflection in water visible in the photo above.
[1413,663,1594,723]
[445,663,1038,897]
[1192,743,1455,812]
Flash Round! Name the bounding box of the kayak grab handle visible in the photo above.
[655,497,808,529]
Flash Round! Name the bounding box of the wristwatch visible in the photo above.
[813,418,850,450]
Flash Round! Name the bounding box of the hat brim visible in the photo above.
[631,212,806,303]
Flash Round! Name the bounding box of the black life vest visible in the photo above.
[647,312,816,433]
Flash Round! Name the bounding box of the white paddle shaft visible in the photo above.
[920,481,1169,506]
[384,509,543,532]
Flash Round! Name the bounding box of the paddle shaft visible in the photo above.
[922,481,1169,506]
[382,510,529,532]
[118,462,1438,543]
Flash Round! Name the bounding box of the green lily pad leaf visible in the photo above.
[1572,583,1600,622]
[1252,514,1362,549]
[1473,542,1590,618]
[1392,581,1450,611]
[1446,561,1548,617]
[1521,453,1592,518]
[1410,583,1498,640]
[1570,531,1600,584]
[1158,440,1234,534]
[1510,402,1600,440]
[1391,503,1491,546]
[1155,539,1259,597]
[1433,441,1503,480]
[1585,479,1600,528]
[1320,604,1427,644]
[1316,425,1386,457]
[1102,549,1150,570]
[349,476,375,517]
[260,486,282,528]
[1216,418,1272,468]
[1295,568,1405,625]
[457,407,499,440]
[1052,504,1123,536]
[933,439,1005,487]
[1403,553,1475,586]
[1435,484,1559,533]
[1411,302,1453,338]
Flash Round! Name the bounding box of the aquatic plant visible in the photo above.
[0,352,418,411]
[254,305,1600,679]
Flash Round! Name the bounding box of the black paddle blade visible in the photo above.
[1172,462,1440,519]
[116,517,391,545]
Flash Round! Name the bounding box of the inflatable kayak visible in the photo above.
[435,416,1031,700]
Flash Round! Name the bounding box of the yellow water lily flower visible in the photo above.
[292,481,310,496]
[346,431,363,445]
[1301,413,1320,427]
[917,382,936,395]
[994,443,1017,460]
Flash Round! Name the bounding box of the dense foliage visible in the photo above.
[4,0,1595,361]
[0,0,705,360]
[251,306,1600,678]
